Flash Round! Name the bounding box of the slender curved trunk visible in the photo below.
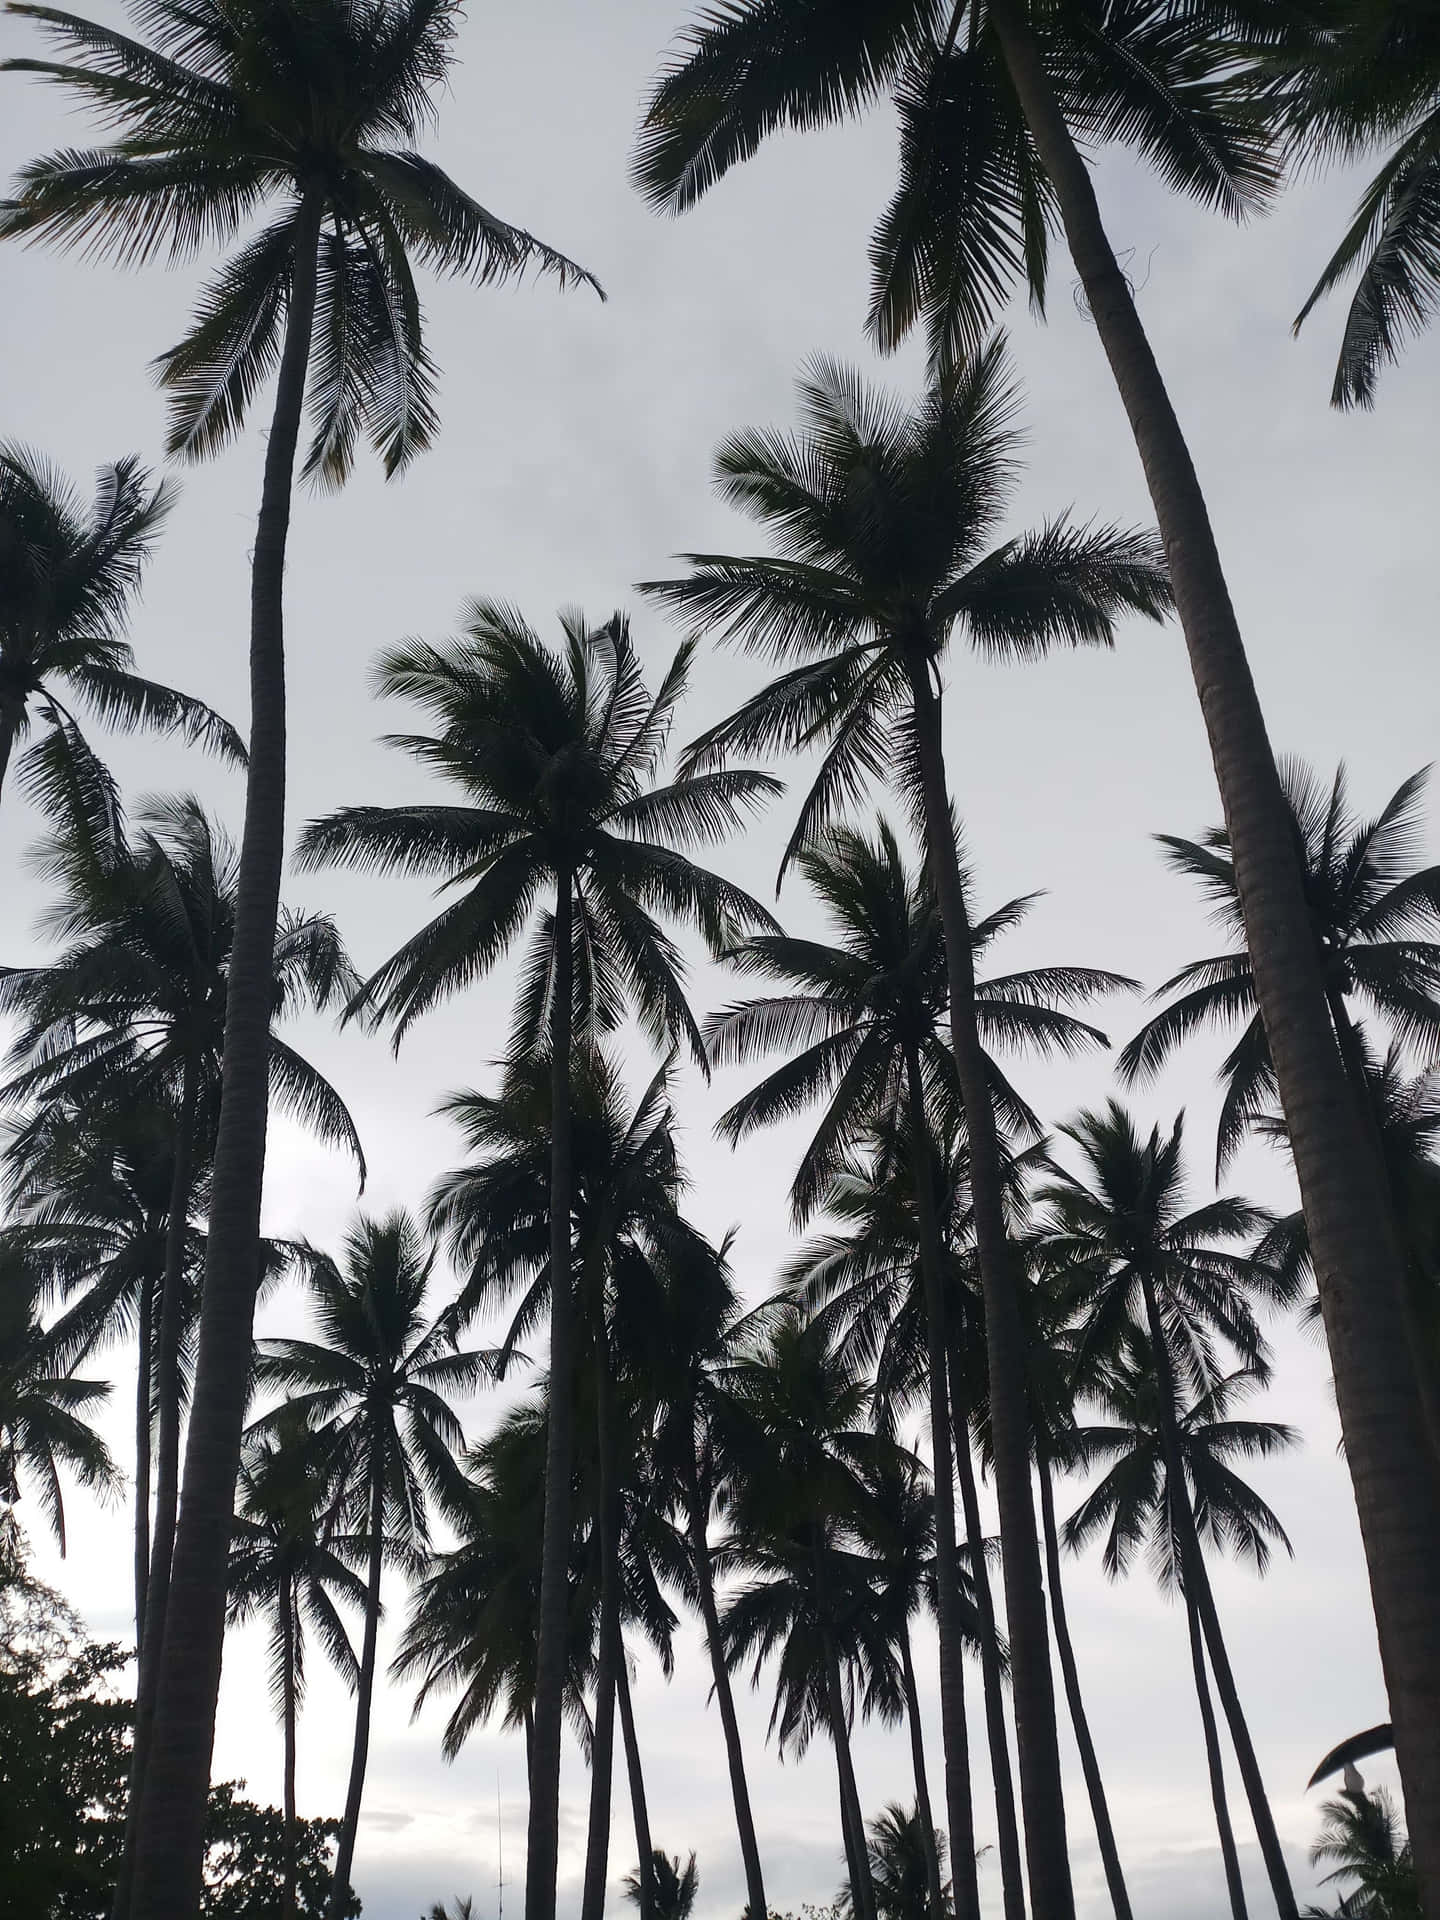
[281,1570,298,1920]
[900,1623,946,1920]
[0,707,17,802]
[114,1045,201,1920]
[1140,1279,1296,1920]
[904,1042,981,1920]
[1037,1460,1132,1920]
[527,871,578,1920]
[581,1300,620,1920]
[987,8,1440,1896]
[1185,1570,1249,1920]
[128,187,326,1920]
[134,1273,152,1651]
[824,1631,877,1920]
[616,1655,654,1920]
[907,663,1070,1919]
[945,1337,1026,1920]
[682,1426,768,1918]
[326,1452,385,1918]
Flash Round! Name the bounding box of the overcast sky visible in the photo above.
[3,3,1437,1917]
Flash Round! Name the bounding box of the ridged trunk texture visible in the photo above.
[525,873,578,1920]
[1037,1461,1132,1920]
[1140,1277,1297,1920]
[946,1337,1027,1920]
[904,1042,981,1920]
[326,1455,385,1917]
[616,1657,655,1920]
[908,661,1071,1918]
[989,7,1440,1898]
[127,188,324,1920]
[683,1428,768,1917]
[900,1625,947,1919]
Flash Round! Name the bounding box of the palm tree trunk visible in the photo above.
[581,1299,620,1920]
[904,1043,982,1920]
[945,1335,1026,1920]
[824,1633,877,1920]
[987,9,1440,1896]
[616,1654,655,1920]
[0,707,18,803]
[1139,1278,1296,1920]
[326,1453,386,1919]
[907,661,1071,1919]
[682,1429,768,1918]
[527,870,578,1920]
[134,1273,152,1651]
[1185,1571,1249,1920]
[900,1622,946,1920]
[114,1044,202,1920]
[128,186,327,1920]
[1037,1459,1133,1920]
[281,1569,298,1920]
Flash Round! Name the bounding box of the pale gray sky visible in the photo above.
[2,2,1436,1916]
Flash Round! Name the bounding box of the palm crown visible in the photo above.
[0,445,241,795]
[1,0,600,484]
[642,347,1170,878]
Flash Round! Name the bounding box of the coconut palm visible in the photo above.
[0,443,241,805]
[1267,0,1440,408]
[1039,1102,1299,1919]
[625,1851,699,1920]
[633,11,1440,1894]
[842,1803,954,1920]
[302,603,777,1913]
[2,4,599,1891]
[0,1249,121,1553]
[640,347,1167,1911]
[1305,1777,1421,1919]
[228,1425,366,1920]
[707,815,1126,1920]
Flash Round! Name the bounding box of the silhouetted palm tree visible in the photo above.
[1041,1104,1298,1918]
[2,7,598,1893]
[641,348,1166,1913]
[842,1802,954,1920]
[303,604,776,1911]
[1305,1777,1421,1918]
[625,1850,699,1919]
[251,1211,482,1920]
[634,13,1440,1890]
[228,1425,365,1920]
[0,443,241,804]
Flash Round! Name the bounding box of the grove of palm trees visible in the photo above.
[2,3,1439,1919]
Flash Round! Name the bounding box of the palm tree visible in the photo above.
[624,1850,699,1920]
[0,1247,121,1552]
[1039,1102,1299,1919]
[640,348,1167,1912]
[2,787,363,1840]
[633,12,1440,1894]
[302,604,776,1917]
[250,1210,483,1920]
[0,443,242,804]
[1267,1,1440,408]
[707,815,1126,1920]
[843,1803,954,1920]
[228,1424,366,1920]
[1063,1349,1295,1920]
[1306,1777,1421,1919]
[2,6,598,1893]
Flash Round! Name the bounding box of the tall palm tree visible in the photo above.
[1039,1102,1299,1919]
[707,815,1127,1920]
[1063,1350,1296,1920]
[0,443,241,804]
[624,1850,699,1920]
[1267,0,1440,408]
[250,1210,483,1920]
[0,1247,121,1553]
[2,787,363,1844]
[843,1802,955,1920]
[1306,1776,1421,1919]
[633,12,1440,1894]
[302,604,776,1918]
[2,7,598,1894]
[641,348,1167,1913]
[228,1425,366,1920]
